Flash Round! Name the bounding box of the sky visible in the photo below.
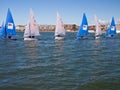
[0,0,120,25]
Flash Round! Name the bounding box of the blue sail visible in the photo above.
[0,22,5,36]
[77,13,89,39]
[5,8,16,36]
[106,17,116,38]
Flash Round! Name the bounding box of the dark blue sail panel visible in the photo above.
[5,8,16,36]
[111,17,116,26]
[81,13,88,26]
[0,22,5,36]
[77,13,88,38]
[106,17,116,37]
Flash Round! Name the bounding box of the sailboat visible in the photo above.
[77,13,89,39]
[105,17,116,38]
[55,12,65,40]
[0,8,16,40]
[94,15,102,39]
[24,9,40,41]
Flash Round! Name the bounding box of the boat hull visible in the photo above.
[55,36,65,40]
[95,35,100,39]
[24,38,37,41]
[95,37,100,39]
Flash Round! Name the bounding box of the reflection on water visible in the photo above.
[94,39,101,47]
[54,40,65,65]
[93,39,101,54]
[24,40,40,60]
[15,40,41,70]
[54,40,64,52]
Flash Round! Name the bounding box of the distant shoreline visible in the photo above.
[16,30,120,33]
[16,30,95,33]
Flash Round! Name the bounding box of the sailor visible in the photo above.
[111,35,114,37]
[32,36,35,38]
[57,35,61,37]
[8,36,12,39]
[81,36,84,39]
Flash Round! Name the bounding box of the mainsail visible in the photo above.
[24,9,40,38]
[55,12,65,36]
[5,8,16,36]
[106,17,116,37]
[77,13,89,38]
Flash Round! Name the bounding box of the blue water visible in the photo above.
[0,32,120,90]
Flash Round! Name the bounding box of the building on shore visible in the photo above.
[39,25,55,31]
[16,25,25,32]
[16,24,79,32]
[16,24,120,33]
[116,24,120,33]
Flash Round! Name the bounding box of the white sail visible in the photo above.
[94,15,102,36]
[24,21,30,37]
[24,9,40,38]
[55,12,65,36]
[29,9,40,36]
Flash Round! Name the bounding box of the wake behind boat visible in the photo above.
[24,9,40,41]
[76,13,89,40]
[105,17,116,38]
[54,12,65,40]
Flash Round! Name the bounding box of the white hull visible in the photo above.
[117,30,120,33]
[95,36,100,39]
[55,36,65,40]
[24,38,37,41]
